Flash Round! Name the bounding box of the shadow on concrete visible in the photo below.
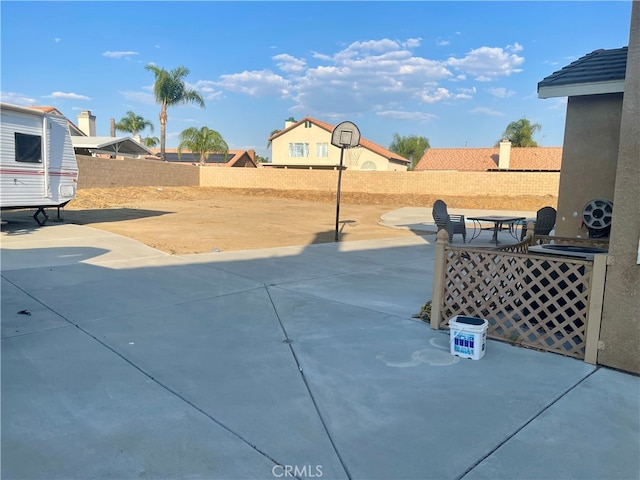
[1,226,637,480]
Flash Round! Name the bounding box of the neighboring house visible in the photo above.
[537,1,638,376]
[71,136,153,158]
[30,107,152,159]
[267,117,410,171]
[414,141,562,171]
[149,148,258,167]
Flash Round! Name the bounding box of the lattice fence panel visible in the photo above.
[439,247,593,359]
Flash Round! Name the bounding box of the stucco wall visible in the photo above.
[76,154,559,199]
[555,94,622,237]
[76,155,199,189]
[199,168,559,198]
[599,1,640,374]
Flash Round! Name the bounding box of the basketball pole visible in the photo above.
[334,147,345,242]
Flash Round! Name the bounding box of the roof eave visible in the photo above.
[538,79,625,99]
[70,136,153,155]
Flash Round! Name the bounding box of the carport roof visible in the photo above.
[538,46,628,99]
[70,136,153,157]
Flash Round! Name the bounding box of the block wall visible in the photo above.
[199,168,560,197]
[75,157,559,198]
[76,156,199,189]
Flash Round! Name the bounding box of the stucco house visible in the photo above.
[31,108,153,159]
[536,1,638,374]
[267,117,410,171]
[414,141,562,171]
[149,148,258,167]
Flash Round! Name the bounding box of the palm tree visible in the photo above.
[143,136,159,148]
[389,133,430,170]
[145,64,205,161]
[267,128,281,148]
[114,111,154,138]
[177,126,228,166]
[498,118,542,147]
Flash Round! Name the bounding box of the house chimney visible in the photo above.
[499,139,511,169]
[110,118,116,137]
[284,116,296,129]
[77,110,96,136]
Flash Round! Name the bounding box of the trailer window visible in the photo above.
[15,133,42,163]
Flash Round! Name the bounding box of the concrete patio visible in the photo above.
[1,213,638,480]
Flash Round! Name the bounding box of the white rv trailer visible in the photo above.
[1,103,78,224]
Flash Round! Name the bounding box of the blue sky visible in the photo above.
[1,1,633,159]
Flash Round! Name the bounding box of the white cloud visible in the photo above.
[436,39,450,47]
[470,106,506,116]
[376,110,437,122]
[419,87,453,104]
[207,37,526,119]
[45,91,91,100]
[446,45,524,81]
[217,70,291,97]
[283,38,453,115]
[0,91,37,105]
[190,80,223,101]
[457,86,477,95]
[402,38,422,48]
[54,37,61,43]
[488,87,516,98]
[311,51,332,62]
[507,42,524,52]
[102,51,139,59]
[273,54,306,73]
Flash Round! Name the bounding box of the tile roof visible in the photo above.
[414,146,562,171]
[538,47,628,98]
[148,149,257,167]
[268,117,410,164]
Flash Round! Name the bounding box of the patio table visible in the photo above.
[468,215,526,246]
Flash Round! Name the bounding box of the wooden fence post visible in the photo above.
[430,229,449,329]
[526,221,536,245]
[584,253,608,364]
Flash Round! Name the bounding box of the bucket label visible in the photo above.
[453,333,476,356]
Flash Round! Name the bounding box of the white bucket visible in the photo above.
[449,316,488,360]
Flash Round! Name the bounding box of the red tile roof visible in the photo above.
[269,117,410,164]
[414,146,562,171]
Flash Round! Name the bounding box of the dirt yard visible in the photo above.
[57,187,554,255]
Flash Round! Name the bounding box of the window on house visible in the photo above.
[316,142,328,157]
[15,133,42,163]
[361,161,377,171]
[288,143,309,157]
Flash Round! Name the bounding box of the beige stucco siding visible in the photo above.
[271,123,335,167]
[270,123,406,171]
[555,94,622,237]
[599,1,640,374]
